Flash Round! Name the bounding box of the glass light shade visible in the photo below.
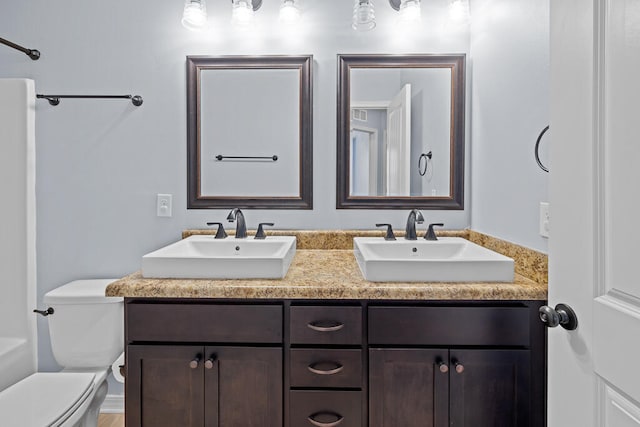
[232,0,254,26]
[449,0,470,23]
[279,0,301,24]
[352,0,376,31]
[398,0,421,25]
[182,0,207,30]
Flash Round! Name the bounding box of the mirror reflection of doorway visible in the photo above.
[385,84,411,196]
[350,84,412,196]
[350,126,379,195]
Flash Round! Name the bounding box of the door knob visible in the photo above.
[539,303,578,330]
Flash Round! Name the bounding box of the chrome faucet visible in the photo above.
[227,208,247,238]
[405,209,425,240]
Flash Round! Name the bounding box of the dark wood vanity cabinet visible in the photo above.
[125,302,283,427]
[124,300,545,427]
[288,305,364,427]
[127,345,282,427]
[368,303,545,427]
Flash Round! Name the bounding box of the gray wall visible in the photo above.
[470,0,550,252]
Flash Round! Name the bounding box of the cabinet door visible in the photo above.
[449,349,531,427]
[369,348,448,427]
[126,345,204,427]
[204,346,282,427]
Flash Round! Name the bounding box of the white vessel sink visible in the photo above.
[142,235,296,279]
[353,237,514,282]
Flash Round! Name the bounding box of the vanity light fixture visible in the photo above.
[181,0,207,30]
[352,0,376,31]
[279,0,301,24]
[449,0,470,23]
[232,0,262,26]
[392,0,422,25]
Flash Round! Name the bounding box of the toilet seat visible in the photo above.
[0,372,95,427]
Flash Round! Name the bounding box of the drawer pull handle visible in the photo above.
[438,361,449,373]
[307,321,344,332]
[307,412,344,427]
[189,356,201,369]
[307,362,344,375]
[204,356,217,370]
[454,361,465,374]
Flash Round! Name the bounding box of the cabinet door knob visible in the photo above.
[307,321,344,332]
[307,412,344,427]
[307,362,344,376]
[438,361,449,373]
[189,356,201,369]
[454,362,465,374]
[205,356,217,369]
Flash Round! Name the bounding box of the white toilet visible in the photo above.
[0,279,123,427]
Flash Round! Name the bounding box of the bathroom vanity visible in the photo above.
[108,230,548,427]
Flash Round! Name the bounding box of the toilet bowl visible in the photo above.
[0,279,123,427]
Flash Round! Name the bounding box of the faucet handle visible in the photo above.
[424,223,444,241]
[255,223,275,240]
[206,222,228,239]
[376,223,396,241]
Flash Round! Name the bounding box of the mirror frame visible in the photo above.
[336,54,466,209]
[187,55,313,209]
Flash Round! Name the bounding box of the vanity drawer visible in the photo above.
[126,303,282,343]
[290,391,362,427]
[290,306,362,345]
[368,306,530,346]
[290,349,362,389]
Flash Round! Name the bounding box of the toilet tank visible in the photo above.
[43,279,123,369]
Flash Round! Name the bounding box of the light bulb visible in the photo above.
[279,0,301,24]
[398,0,421,25]
[232,0,254,26]
[352,0,376,31]
[449,0,469,23]
[182,0,207,30]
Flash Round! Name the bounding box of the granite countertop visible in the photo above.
[106,230,547,300]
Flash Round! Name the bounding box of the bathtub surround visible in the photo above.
[0,79,37,392]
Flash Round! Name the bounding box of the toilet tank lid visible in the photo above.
[43,279,123,304]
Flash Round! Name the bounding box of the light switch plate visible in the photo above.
[539,202,549,238]
[157,194,172,217]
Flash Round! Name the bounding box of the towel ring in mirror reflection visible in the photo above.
[535,125,549,173]
[419,151,433,177]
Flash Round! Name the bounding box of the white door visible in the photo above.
[549,0,640,425]
[385,84,411,196]
[351,127,379,196]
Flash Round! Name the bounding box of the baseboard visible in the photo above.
[101,394,124,413]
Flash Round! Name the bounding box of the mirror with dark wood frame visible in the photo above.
[337,54,465,209]
[187,55,313,209]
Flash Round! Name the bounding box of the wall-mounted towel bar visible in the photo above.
[215,155,278,162]
[36,94,143,107]
[0,37,40,60]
